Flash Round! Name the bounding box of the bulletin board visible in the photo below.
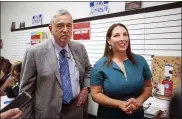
[151,56,181,100]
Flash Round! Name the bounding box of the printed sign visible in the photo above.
[162,80,173,97]
[90,1,109,16]
[30,31,50,46]
[73,22,90,40]
[31,34,40,45]
[32,14,43,26]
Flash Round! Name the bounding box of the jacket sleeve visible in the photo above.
[19,48,37,118]
[82,45,92,87]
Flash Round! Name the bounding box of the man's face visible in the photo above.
[49,14,73,47]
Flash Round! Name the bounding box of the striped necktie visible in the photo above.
[59,49,73,104]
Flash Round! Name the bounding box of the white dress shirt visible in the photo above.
[52,37,80,99]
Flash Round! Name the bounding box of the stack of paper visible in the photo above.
[144,106,161,118]
[143,97,170,118]
[143,97,170,111]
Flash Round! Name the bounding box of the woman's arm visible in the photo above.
[0,79,14,96]
[91,85,132,114]
[137,79,152,103]
[127,79,152,109]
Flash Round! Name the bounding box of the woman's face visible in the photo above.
[2,63,11,75]
[108,26,129,53]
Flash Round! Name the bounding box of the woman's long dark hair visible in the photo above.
[103,23,136,66]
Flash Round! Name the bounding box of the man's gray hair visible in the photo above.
[50,9,72,24]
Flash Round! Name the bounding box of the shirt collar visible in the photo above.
[52,36,69,54]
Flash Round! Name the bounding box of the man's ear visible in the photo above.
[48,25,52,33]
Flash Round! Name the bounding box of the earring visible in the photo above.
[109,45,112,50]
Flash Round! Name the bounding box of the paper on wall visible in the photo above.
[164,63,173,80]
[156,84,165,95]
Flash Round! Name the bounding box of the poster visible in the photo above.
[90,1,109,16]
[73,22,90,40]
[31,34,40,45]
[32,14,43,26]
[31,31,49,45]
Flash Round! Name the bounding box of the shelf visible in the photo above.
[11,24,49,32]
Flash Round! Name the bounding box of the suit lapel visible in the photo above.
[69,41,83,81]
[44,39,62,89]
[69,42,80,67]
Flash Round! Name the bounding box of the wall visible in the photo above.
[1,1,173,61]
[1,1,177,116]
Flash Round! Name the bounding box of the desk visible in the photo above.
[0,95,14,110]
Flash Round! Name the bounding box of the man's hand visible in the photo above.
[0,108,22,119]
[76,87,89,106]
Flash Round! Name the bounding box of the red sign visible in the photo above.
[31,35,40,45]
[162,80,173,97]
[73,22,90,40]
[0,39,2,49]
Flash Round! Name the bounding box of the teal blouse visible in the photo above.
[90,54,152,118]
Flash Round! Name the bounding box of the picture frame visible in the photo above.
[32,14,43,26]
[19,21,25,28]
[11,22,15,31]
[125,1,142,10]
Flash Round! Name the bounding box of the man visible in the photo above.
[0,108,22,119]
[19,9,91,119]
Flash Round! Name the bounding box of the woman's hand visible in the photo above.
[127,98,143,110]
[118,101,134,115]
[127,103,137,113]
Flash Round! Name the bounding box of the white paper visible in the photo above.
[156,84,165,95]
[145,106,161,116]
[164,63,173,80]
[143,97,170,111]
[1,96,14,109]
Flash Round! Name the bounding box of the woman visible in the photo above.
[90,23,152,119]
[1,61,22,97]
[0,56,5,78]
[6,61,22,98]
[0,59,12,88]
